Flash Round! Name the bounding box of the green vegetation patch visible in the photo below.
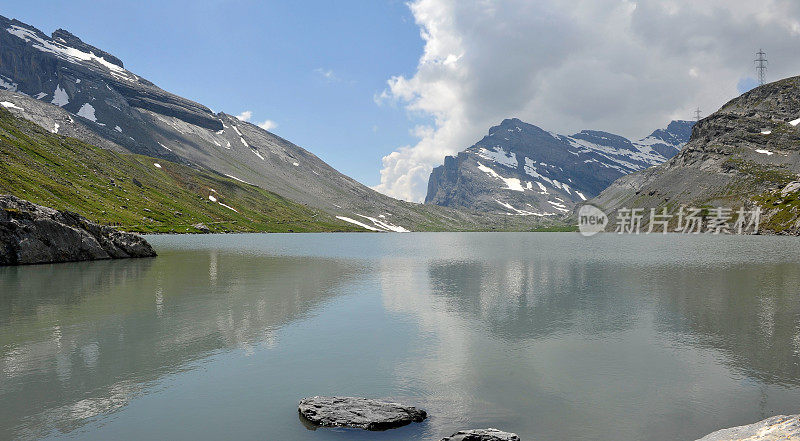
[722,156,796,187]
[0,108,363,233]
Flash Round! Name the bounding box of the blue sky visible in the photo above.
[2,0,425,186]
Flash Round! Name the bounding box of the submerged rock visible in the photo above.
[0,195,156,265]
[298,396,427,431]
[696,414,800,440]
[440,428,521,441]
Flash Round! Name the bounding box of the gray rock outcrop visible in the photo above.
[696,414,800,441]
[0,195,156,265]
[298,396,427,431]
[440,428,521,441]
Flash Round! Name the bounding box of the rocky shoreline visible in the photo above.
[0,195,156,265]
[297,396,799,440]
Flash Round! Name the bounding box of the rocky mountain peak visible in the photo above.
[426,117,693,215]
[51,28,124,68]
[665,119,694,135]
[488,117,530,136]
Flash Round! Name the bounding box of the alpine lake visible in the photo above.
[2,232,800,440]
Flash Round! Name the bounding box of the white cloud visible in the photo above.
[257,119,277,131]
[373,0,800,202]
[236,110,276,131]
[236,110,253,122]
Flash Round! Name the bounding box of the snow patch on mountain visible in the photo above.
[1,101,23,110]
[51,85,69,106]
[477,146,518,168]
[477,161,525,192]
[76,103,96,122]
[336,216,381,231]
[356,214,410,232]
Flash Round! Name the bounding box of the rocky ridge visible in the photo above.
[589,75,800,234]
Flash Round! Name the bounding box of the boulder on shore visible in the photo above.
[695,414,800,441]
[0,195,156,265]
[441,428,521,441]
[298,396,426,431]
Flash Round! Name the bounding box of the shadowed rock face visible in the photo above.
[298,396,427,431]
[695,414,800,441]
[0,195,155,265]
[440,428,521,441]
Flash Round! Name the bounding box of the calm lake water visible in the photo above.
[2,233,800,440]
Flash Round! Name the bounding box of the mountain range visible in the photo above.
[425,118,693,215]
[8,14,791,235]
[0,15,561,233]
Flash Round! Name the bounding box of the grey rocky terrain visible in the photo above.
[589,75,800,234]
[440,428,521,441]
[0,15,553,232]
[297,396,427,430]
[0,195,156,265]
[426,118,692,216]
[695,414,800,441]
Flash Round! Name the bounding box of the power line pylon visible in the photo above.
[755,49,768,86]
[694,107,701,122]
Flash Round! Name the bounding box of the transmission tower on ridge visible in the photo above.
[755,49,768,86]
[694,107,702,122]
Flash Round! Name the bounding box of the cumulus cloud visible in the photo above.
[257,119,277,130]
[373,0,800,202]
[236,110,277,131]
[235,110,253,122]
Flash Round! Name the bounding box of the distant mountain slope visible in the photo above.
[0,107,361,233]
[0,15,558,232]
[590,75,800,234]
[425,118,693,215]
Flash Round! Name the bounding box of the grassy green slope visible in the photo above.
[0,108,363,233]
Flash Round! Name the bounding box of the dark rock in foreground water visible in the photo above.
[441,428,521,441]
[695,414,800,440]
[298,396,426,431]
[0,195,156,265]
